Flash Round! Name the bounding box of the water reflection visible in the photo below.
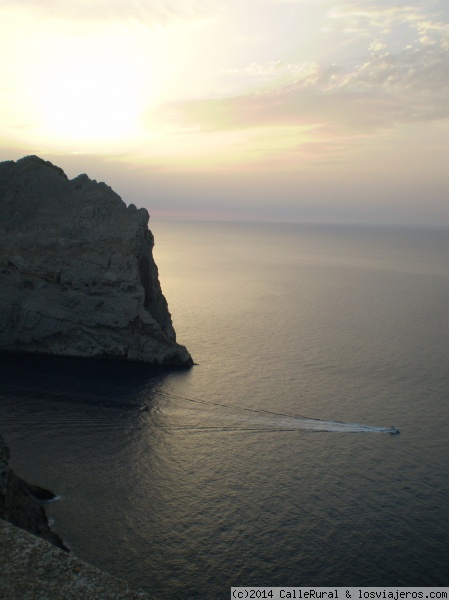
[0,353,172,525]
[1,353,173,408]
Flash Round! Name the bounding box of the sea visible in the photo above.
[1,220,448,598]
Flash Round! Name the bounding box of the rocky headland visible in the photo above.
[0,155,192,366]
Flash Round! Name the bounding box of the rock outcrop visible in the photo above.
[0,519,149,599]
[0,155,192,366]
[1,432,150,597]
[0,433,66,550]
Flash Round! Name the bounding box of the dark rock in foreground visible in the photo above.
[0,433,66,550]
[0,519,149,599]
[0,155,192,366]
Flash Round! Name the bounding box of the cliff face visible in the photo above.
[0,434,66,550]
[0,156,192,366]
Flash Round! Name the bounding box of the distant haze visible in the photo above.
[1,0,448,226]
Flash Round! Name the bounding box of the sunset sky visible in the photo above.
[1,0,448,225]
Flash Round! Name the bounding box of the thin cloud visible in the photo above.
[327,2,428,38]
[224,61,321,80]
[163,39,449,134]
[329,3,424,24]
[415,20,449,45]
[164,6,449,135]
[0,0,213,25]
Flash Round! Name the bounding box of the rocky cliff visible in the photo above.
[0,433,66,550]
[0,155,192,366]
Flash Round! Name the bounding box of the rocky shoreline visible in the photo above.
[0,433,67,550]
[0,433,149,599]
[0,519,149,599]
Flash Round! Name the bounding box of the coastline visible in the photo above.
[0,433,66,550]
[0,433,149,599]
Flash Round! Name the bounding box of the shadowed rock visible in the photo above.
[0,155,193,366]
[0,434,66,550]
[0,519,149,599]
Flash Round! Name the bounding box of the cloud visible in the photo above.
[0,0,213,26]
[415,19,449,46]
[163,37,449,134]
[325,2,431,40]
[328,3,424,26]
[224,61,321,80]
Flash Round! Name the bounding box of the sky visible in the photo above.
[1,0,448,225]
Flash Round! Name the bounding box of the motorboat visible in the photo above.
[388,426,400,434]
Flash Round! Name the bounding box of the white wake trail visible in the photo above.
[157,392,398,434]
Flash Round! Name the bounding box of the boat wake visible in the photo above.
[155,391,399,434]
[252,417,396,433]
[1,364,398,434]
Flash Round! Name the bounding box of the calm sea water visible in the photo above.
[1,221,449,597]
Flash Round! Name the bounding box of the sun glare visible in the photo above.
[38,65,141,143]
[27,33,150,148]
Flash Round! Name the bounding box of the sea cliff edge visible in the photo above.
[0,155,193,366]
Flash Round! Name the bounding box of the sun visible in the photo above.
[29,33,150,148]
[38,62,142,143]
